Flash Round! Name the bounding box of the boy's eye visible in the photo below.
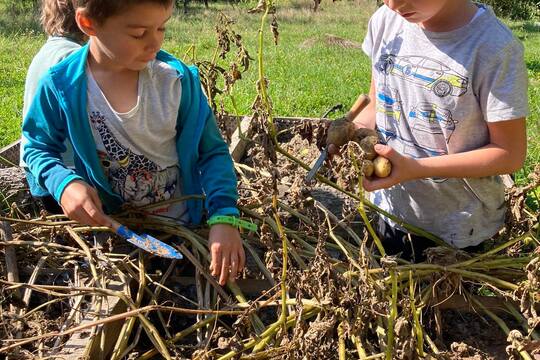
[131,32,146,39]
[131,28,165,39]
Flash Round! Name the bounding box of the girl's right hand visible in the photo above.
[60,180,111,227]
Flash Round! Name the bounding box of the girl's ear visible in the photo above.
[75,9,97,37]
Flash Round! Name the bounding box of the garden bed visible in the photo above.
[0,116,538,359]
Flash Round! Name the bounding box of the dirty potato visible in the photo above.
[353,128,378,140]
[358,136,378,160]
[373,156,392,178]
[326,118,356,147]
[361,160,374,177]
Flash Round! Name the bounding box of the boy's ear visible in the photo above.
[75,9,98,37]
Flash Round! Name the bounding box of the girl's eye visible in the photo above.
[132,32,146,39]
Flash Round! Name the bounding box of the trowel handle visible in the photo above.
[108,218,122,233]
[108,218,135,241]
[346,94,371,122]
[108,219,138,241]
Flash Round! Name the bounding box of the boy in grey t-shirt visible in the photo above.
[329,0,528,259]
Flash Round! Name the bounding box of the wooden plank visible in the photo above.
[436,294,518,313]
[229,116,254,162]
[227,115,328,162]
[0,217,21,312]
[0,140,20,168]
[59,280,127,360]
[501,174,515,189]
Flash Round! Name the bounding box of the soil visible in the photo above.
[440,310,521,359]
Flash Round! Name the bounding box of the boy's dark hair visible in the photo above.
[41,0,85,41]
[72,0,174,23]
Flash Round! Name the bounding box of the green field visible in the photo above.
[0,0,538,182]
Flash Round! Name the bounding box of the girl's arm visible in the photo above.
[363,118,527,191]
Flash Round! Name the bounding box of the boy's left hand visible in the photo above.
[208,224,246,286]
[363,144,419,191]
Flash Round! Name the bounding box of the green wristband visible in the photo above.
[207,215,258,232]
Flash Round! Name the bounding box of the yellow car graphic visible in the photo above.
[379,55,469,97]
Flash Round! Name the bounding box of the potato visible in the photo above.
[358,136,378,160]
[373,156,392,178]
[361,160,374,177]
[326,118,356,147]
[353,128,378,140]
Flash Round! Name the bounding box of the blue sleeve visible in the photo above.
[22,76,84,202]
[197,107,240,218]
[195,87,239,218]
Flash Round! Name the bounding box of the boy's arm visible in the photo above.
[22,77,85,201]
[352,73,377,130]
[197,109,240,218]
[197,107,244,286]
[23,77,110,226]
[415,119,527,178]
[364,118,527,191]
[183,64,244,285]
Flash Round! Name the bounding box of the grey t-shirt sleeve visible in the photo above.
[478,41,529,122]
[362,7,385,59]
[362,16,375,58]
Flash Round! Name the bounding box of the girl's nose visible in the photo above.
[145,31,163,53]
[385,0,407,12]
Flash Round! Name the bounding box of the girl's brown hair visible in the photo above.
[41,0,85,41]
[72,0,174,24]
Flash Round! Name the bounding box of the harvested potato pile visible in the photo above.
[327,120,393,178]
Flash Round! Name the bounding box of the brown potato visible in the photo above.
[373,156,392,178]
[326,118,356,147]
[361,160,374,177]
[353,128,378,140]
[358,136,378,160]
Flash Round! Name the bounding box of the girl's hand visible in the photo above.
[363,144,420,191]
[60,180,111,227]
[208,224,246,286]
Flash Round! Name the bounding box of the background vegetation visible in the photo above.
[0,0,538,185]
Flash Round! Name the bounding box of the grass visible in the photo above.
[0,0,538,183]
[511,20,540,183]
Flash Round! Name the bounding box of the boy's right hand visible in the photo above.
[60,180,111,227]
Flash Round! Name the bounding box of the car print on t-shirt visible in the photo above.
[409,102,458,155]
[375,86,453,158]
[378,54,469,97]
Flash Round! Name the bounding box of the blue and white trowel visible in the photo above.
[110,218,183,259]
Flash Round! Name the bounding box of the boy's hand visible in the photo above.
[363,144,419,191]
[60,180,111,227]
[208,224,245,286]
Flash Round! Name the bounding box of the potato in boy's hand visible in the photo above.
[361,160,374,177]
[354,131,392,179]
[373,156,392,178]
[358,135,378,161]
